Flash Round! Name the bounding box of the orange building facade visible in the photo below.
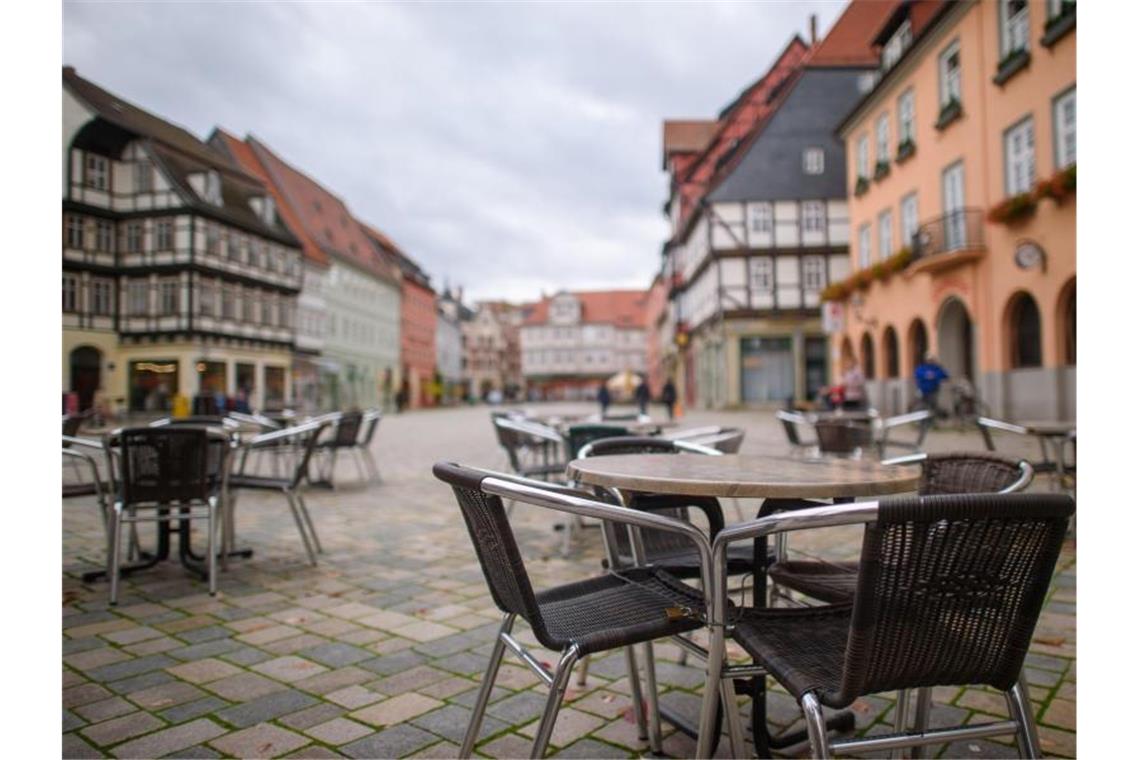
[828,0,1075,420]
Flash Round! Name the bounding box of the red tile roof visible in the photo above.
[804,0,900,67]
[524,290,649,329]
[662,120,719,168]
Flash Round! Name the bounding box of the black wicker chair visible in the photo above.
[696,493,1074,759]
[492,416,566,481]
[229,421,329,565]
[564,423,630,461]
[814,419,873,458]
[105,427,230,604]
[433,462,714,758]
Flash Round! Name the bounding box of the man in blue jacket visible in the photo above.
[914,355,949,414]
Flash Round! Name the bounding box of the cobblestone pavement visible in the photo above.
[63,404,1075,758]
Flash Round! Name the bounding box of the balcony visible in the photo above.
[909,209,986,275]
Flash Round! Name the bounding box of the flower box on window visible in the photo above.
[887,247,914,273]
[1034,164,1077,203]
[987,192,1038,225]
[993,48,1031,86]
[854,176,871,197]
[873,160,891,181]
[1042,2,1076,47]
[896,138,916,164]
[854,269,875,291]
[935,98,963,131]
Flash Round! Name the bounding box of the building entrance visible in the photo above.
[740,336,794,404]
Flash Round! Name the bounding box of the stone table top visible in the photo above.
[1018,421,1076,436]
[567,453,921,499]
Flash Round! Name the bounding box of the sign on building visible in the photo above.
[821,301,844,334]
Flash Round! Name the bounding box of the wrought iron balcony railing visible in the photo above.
[912,209,985,260]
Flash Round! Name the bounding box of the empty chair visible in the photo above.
[229,421,329,565]
[433,462,713,758]
[312,411,365,486]
[696,493,1074,759]
[492,416,565,481]
[105,427,230,604]
[875,409,935,456]
[776,411,816,455]
[564,423,630,461]
[354,409,383,483]
[63,435,112,541]
[683,427,745,454]
[814,419,872,458]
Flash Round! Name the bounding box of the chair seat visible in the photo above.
[767,559,858,604]
[533,567,706,655]
[229,474,291,491]
[732,603,854,708]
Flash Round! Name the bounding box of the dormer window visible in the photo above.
[85,154,108,190]
[201,170,223,206]
[250,196,276,227]
[881,19,912,71]
[802,147,825,175]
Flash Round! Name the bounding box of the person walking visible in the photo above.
[661,379,677,420]
[597,381,611,417]
[841,358,866,411]
[634,375,650,416]
[914,355,949,415]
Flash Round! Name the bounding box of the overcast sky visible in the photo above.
[64,1,844,303]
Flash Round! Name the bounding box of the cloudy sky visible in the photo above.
[64,1,844,303]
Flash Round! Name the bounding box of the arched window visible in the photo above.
[1058,278,1076,366]
[1008,293,1042,368]
[883,326,900,378]
[907,319,928,373]
[861,332,876,379]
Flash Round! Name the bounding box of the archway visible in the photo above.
[883,326,900,378]
[860,332,876,379]
[907,318,929,375]
[70,346,102,412]
[840,336,855,365]
[1057,277,1076,365]
[1006,292,1042,368]
[936,298,974,381]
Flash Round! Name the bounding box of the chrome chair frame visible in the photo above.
[874,409,935,456]
[776,410,817,456]
[454,470,715,759]
[354,409,383,483]
[696,501,1045,759]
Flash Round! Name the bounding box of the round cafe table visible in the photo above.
[1018,420,1076,491]
[566,453,920,754]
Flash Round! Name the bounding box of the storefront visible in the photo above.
[129,359,179,412]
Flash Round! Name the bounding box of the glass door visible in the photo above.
[942,161,966,250]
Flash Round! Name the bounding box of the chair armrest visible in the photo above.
[881,409,933,430]
[998,461,1035,493]
[977,417,1029,435]
[63,435,106,452]
[673,440,725,456]
[631,493,726,538]
[248,421,324,447]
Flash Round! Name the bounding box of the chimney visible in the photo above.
[810,14,818,45]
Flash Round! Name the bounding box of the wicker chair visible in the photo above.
[814,419,872,458]
[695,493,1074,759]
[433,462,714,758]
[683,427,745,454]
[564,423,630,461]
[63,435,112,542]
[492,416,566,481]
[105,427,230,604]
[875,409,935,456]
[229,421,329,565]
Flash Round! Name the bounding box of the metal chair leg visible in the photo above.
[285,491,318,565]
[801,692,832,759]
[530,645,580,758]
[461,614,514,757]
[623,645,649,742]
[721,677,746,758]
[576,654,590,687]
[910,687,931,759]
[108,504,124,605]
[294,492,323,553]
[696,623,727,759]
[207,498,218,596]
[892,689,911,760]
[1006,672,1042,759]
[640,642,663,753]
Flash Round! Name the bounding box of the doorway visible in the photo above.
[70,346,102,412]
[740,336,794,404]
[937,298,974,381]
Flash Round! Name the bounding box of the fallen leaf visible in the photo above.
[1033,636,1066,646]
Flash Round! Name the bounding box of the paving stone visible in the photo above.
[176,625,233,645]
[201,671,286,702]
[283,746,343,759]
[165,658,242,685]
[63,708,87,732]
[219,645,274,667]
[487,690,549,725]
[412,703,508,745]
[1042,698,1075,730]
[278,702,346,731]
[477,732,536,758]
[419,676,477,700]
[161,745,221,759]
[325,685,386,709]
[369,665,451,696]
[65,636,113,655]
[106,670,176,696]
[294,666,374,696]
[519,708,605,749]
[350,692,444,727]
[65,682,114,709]
[167,639,244,662]
[237,624,303,646]
[304,717,373,746]
[552,738,631,758]
[67,647,134,673]
[62,732,103,759]
[340,723,439,759]
[158,696,230,724]
[252,655,330,683]
[264,634,332,656]
[75,696,137,723]
[127,681,208,710]
[356,649,426,677]
[209,723,310,758]
[81,711,165,747]
[125,636,184,657]
[86,654,178,684]
[215,688,319,728]
[408,739,462,758]
[433,651,492,677]
[299,642,374,668]
[103,626,165,646]
[450,685,510,709]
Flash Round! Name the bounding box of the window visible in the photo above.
[128,281,149,316]
[750,257,773,291]
[900,193,920,246]
[205,224,220,256]
[856,134,869,178]
[159,279,179,316]
[1000,0,1030,56]
[263,296,277,326]
[1008,292,1042,368]
[66,216,85,249]
[63,274,79,312]
[243,290,256,322]
[802,147,824,175]
[939,41,962,106]
[802,201,825,234]
[85,154,108,190]
[266,246,279,273]
[878,210,894,259]
[155,219,173,251]
[126,222,144,253]
[749,203,773,234]
[882,19,912,70]
[91,278,113,315]
[226,234,241,262]
[875,113,890,162]
[135,160,153,193]
[203,170,223,206]
[221,285,235,319]
[1054,88,1076,169]
[260,196,276,226]
[803,256,826,291]
[1004,117,1036,196]
[897,89,916,145]
[199,282,215,317]
[858,224,872,268]
[96,220,114,252]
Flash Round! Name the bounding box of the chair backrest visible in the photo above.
[920,452,1031,495]
[687,428,745,454]
[433,462,546,629]
[331,411,364,447]
[113,427,217,506]
[835,493,1073,704]
[815,420,864,454]
[291,422,330,489]
[151,415,238,430]
[776,411,805,446]
[358,410,381,446]
[565,424,629,460]
[63,415,85,438]
[580,436,678,458]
